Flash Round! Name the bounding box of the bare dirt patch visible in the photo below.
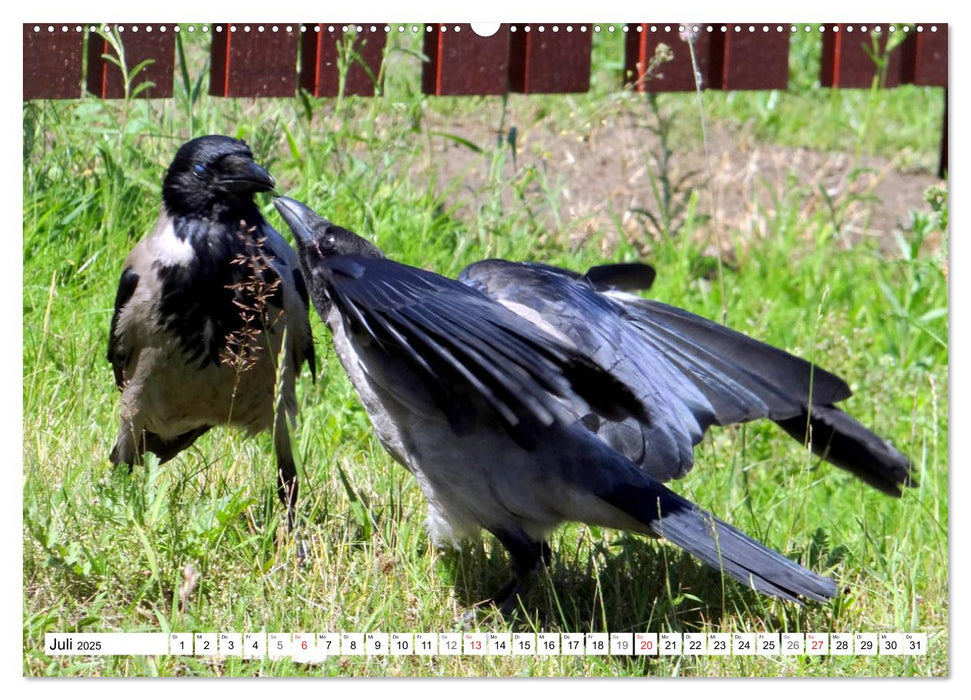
[416,99,944,259]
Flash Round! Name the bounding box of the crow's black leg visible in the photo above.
[276,458,298,534]
[274,409,312,561]
[486,527,552,615]
[277,461,299,533]
[273,421,299,534]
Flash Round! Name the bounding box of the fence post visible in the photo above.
[23,24,85,99]
[508,25,592,94]
[422,24,510,96]
[210,24,298,97]
[717,26,789,90]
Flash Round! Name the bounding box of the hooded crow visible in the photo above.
[274,196,842,612]
[107,136,316,532]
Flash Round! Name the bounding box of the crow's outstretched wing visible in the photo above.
[616,294,913,494]
[460,260,913,493]
[318,255,646,450]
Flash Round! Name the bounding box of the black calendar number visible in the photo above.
[688,639,702,651]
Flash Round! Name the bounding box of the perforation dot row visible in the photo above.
[30,24,942,35]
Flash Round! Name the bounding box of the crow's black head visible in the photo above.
[273,197,385,263]
[162,135,275,217]
[272,197,385,320]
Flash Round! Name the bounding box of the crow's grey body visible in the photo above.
[274,197,855,610]
[108,137,315,530]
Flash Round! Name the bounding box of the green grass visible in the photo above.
[22,25,948,677]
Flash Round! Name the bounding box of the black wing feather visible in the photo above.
[292,267,318,382]
[107,266,140,388]
[581,262,656,291]
[621,298,852,417]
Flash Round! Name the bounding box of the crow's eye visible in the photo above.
[192,163,206,178]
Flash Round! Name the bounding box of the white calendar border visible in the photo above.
[9,0,959,689]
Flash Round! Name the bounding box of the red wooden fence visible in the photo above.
[22,23,948,173]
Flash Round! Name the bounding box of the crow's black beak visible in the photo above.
[273,197,317,247]
[218,155,276,194]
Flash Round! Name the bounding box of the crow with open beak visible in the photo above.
[107,136,316,532]
[274,196,861,612]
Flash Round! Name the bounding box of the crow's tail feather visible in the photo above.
[601,479,837,603]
